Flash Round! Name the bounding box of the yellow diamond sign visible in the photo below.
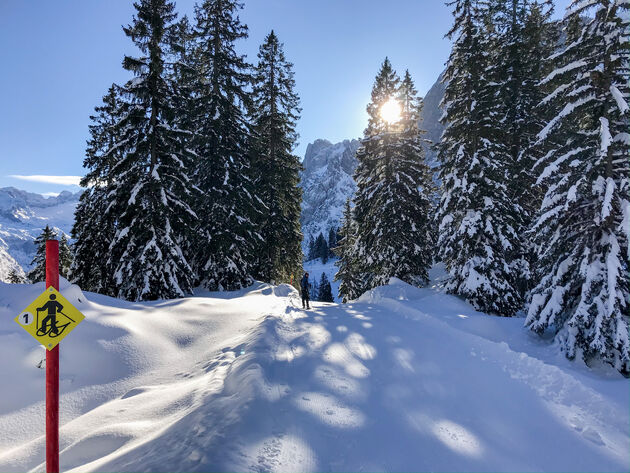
[15,286,85,350]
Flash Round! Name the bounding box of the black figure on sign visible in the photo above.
[36,293,74,338]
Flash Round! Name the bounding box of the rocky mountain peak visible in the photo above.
[300,139,360,249]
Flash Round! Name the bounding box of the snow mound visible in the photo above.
[274,283,299,298]
[357,277,429,303]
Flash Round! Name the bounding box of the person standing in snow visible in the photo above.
[300,272,310,309]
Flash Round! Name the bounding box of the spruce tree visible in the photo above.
[307,235,316,261]
[318,272,334,302]
[105,0,197,300]
[352,58,400,291]
[526,0,630,373]
[170,15,197,134]
[309,276,318,302]
[313,233,328,263]
[352,61,435,288]
[8,267,26,284]
[71,85,124,296]
[436,0,523,316]
[28,225,57,283]
[334,199,363,302]
[327,227,337,259]
[59,234,73,280]
[492,0,557,296]
[249,30,303,284]
[380,69,435,285]
[192,0,259,290]
[170,15,201,270]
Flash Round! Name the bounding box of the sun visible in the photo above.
[380,98,401,124]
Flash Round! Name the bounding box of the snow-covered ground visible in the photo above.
[0,268,628,472]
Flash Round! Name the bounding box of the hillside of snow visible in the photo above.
[0,269,627,473]
[0,187,80,280]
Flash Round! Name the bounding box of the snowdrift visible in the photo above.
[0,274,627,472]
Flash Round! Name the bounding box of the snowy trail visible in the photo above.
[0,278,628,472]
[202,293,629,473]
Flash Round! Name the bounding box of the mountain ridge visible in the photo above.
[0,187,80,281]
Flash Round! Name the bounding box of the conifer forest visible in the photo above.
[68,0,628,373]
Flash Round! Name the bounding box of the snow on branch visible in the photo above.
[567,0,600,16]
[600,117,612,156]
[610,85,629,114]
[537,96,594,141]
[540,60,587,86]
[537,148,585,184]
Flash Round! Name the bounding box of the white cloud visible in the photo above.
[41,192,61,198]
[9,175,82,186]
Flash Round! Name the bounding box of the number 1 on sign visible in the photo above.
[19,312,34,326]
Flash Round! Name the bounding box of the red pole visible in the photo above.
[45,240,59,473]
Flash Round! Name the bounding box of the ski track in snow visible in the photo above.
[0,273,628,473]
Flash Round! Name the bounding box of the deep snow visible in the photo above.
[0,268,628,472]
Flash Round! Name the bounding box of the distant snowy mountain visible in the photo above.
[300,138,360,248]
[0,187,80,281]
[419,73,446,169]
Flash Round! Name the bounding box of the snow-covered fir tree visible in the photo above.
[249,30,303,285]
[491,0,557,296]
[59,234,73,280]
[104,0,197,301]
[526,0,630,373]
[436,0,523,316]
[318,272,334,302]
[191,0,259,290]
[351,58,399,292]
[28,225,57,283]
[311,233,328,263]
[334,199,363,302]
[8,267,26,284]
[71,85,124,296]
[352,60,435,288]
[383,70,435,285]
[327,227,337,259]
[170,15,197,133]
[306,235,315,260]
[170,15,201,267]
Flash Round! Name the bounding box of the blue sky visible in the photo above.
[0,0,570,195]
